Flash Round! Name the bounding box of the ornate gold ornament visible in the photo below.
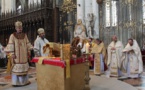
[64,20,74,30]
[61,0,76,13]
[124,0,137,5]
[125,20,136,28]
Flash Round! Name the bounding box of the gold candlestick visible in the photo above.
[83,53,91,90]
[60,44,63,60]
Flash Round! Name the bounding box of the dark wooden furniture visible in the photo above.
[0,0,60,46]
[141,50,145,64]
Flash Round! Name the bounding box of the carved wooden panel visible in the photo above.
[0,0,56,46]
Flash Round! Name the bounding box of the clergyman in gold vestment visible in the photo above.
[5,21,33,86]
[91,39,107,75]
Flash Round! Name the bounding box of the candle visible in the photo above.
[85,43,90,54]
[60,44,63,60]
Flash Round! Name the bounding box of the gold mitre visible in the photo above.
[15,21,22,28]
[38,28,45,34]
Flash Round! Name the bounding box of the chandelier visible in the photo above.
[61,0,76,13]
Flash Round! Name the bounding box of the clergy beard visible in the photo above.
[17,31,22,34]
[40,35,45,40]
[130,43,133,46]
[113,40,117,43]
[41,37,44,40]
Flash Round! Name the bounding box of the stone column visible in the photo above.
[28,0,33,7]
[4,0,12,13]
[37,0,41,4]
[92,0,99,38]
[84,0,92,17]
[77,0,85,23]
[12,0,16,12]
[1,0,5,13]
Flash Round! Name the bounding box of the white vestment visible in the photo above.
[121,40,143,78]
[107,41,123,77]
[34,36,49,57]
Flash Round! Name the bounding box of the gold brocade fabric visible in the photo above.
[91,42,107,64]
[94,54,101,74]
[91,42,107,74]
[13,32,25,39]
[6,54,13,74]
[65,60,70,78]
[62,44,71,78]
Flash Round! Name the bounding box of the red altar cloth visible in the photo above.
[31,57,94,68]
[31,57,65,68]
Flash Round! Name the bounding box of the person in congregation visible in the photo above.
[4,21,33,86]
[107,35,124,77]
[34,28,49,57]
[90,38,107,75]
[121,39,143,78]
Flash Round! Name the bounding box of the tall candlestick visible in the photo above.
[60,44,63,60]
[85,42,90,54]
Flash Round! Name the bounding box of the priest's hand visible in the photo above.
[129,50,134,52]
[123,50,127,53]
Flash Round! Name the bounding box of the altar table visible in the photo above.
[31,57,89,90]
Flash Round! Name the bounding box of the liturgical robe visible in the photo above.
[91,42,107,75]
[34,36,49,57]
[121,40,143,78]
[5,32,33,86]
[107,41,123,77]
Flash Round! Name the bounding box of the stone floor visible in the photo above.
[0,67,145,90]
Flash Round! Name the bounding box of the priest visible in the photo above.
[107,35,124,77]
[121,39,143,78]
[5,21,33,86]
[34,28,49,57]
[91,38,107,75]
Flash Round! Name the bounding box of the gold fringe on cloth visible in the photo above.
[65,60,70,78]
[38,57,49,64]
